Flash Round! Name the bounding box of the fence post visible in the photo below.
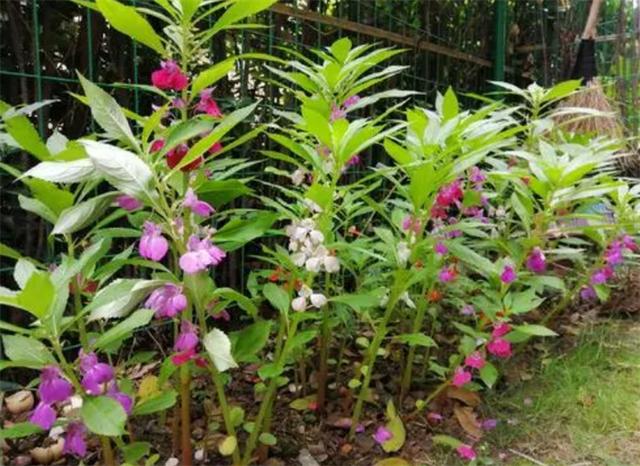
[493,0,508,82]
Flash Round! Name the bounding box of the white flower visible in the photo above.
[291,296,307,312]
[310,293,327,308]
[379,293,389,307]
[305,257,323,273]
[400,291,416,309]
[291,252,307,267]
[298,284,313,298]
[309,229,324,244]
[324,255,340,273]
[291,168,306,186]
[397,241,411,266]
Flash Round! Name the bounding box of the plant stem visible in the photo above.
[349,290,401,438]
[316,296,331,412]
[179,363,192,466]
[399,295,429,402]
[66,237,88,349]
[100,436,116,466]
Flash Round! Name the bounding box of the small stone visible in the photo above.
[194,448,204,461]
[165,458,180,466]
[339,443,353,456]
[12,455,32,466]
[298,449,320,466]
[5,391,34,415]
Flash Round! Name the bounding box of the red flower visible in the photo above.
[166,143,203,171]
[151,60,188,91]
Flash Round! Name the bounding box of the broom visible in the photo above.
[554,0,632,173]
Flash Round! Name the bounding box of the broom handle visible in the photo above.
[582,0,604,39]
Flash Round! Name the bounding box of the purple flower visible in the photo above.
[330,104,346,122]
[604,241,624,266]
[107,382,133,415]
[63,422,87,457]
[38,366,73,405]
[526,247,546,274]
[116,195,142,211]
[482,418,498,430]
[174,320,199,353]
[469,166,486,185]
[438,265,457,283]
[30,401,57,430]
[372,425,393,444]
[590,268,609,285]
[179,234,226,274]
[500,265,517,284]
[139,221,169,262]
[145,283,188,319]
[79,351,114,395]
[355,424,365,433]
[183,188,215,217]
[580,285,597,300]
[460,304,475,316]
[434,241,448,256]
[343,95,361,108]
[621,234,637,251]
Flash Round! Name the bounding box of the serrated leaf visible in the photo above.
[23,159,95,183]
[203,328,238,372]
[93,308,155,350]
[81,396,126,436]
[52,193,117,235]
[132,390,177,416]
[2,335,55,368]
[96,0,164,54]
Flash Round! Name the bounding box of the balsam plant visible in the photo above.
[1,4,639,465]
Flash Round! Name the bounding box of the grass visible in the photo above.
[483,320,640,466]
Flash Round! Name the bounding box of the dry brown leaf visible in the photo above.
[446,386,481,407]
[453,405,483,438]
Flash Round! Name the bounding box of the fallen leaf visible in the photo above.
[373,458,412,466]
[218,435,237,456]
[382,400,406,453]
[137,375,160,401]
[289,394,317,411]
[446,386,481,407]
[453,405,483,438]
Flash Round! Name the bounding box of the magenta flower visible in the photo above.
[209,141,223,154]
[434,241,448,256]
[438,265,457,283]
[38,366,73,404]
[330,104,346,122]
[150,139,165,153]
[435,180,463,207]
[196,89,223,118]
[500,265,517,284]
[343,95,361,108]
[30,401,57,430]
[145,283,187,319]
[487,338,512,358]
[621,234,637,251]
[580,285,597,300]
[590,266,614,285]
[183,188,215,217]
[526,247,546,274]
[456,444,476,460]
[63,422,87,457]
[346,154,361,167]
[492,322,511,338]
[402,216,421,234]
[151,60,188,91]
[179,234,226,274]
[107,382,133,415]
[116,195,142,212]
[172,320,200,366]
[482,418,498,430]
[79,351,114,395]
[604,242,624,266]
[464,351,486,369]
[372,425,393,444]
[139,221,169,262]
[452,367,472,387]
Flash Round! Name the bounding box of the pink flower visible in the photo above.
[492,322,511,338]
[139,221,169,262]
[456,444,476,460]
[580,285,597,300]
[167,143,203,171]
[464,351,486,369]
[145,283,188,318]
[434,241,448,255]
[343,95,361,108]
[402,216,421,234]
[426,412,443,423]
[179,234,226,274]
[500,265,517,284]
[183,188,215,217]
[487,338,512,358]
[151,60,188,91]
[209,141,223,154]
[116,195,142,212]
[79,351,114,395]
[330,104,346,122]
[346,154,361,167]
[150,139,165,153]
[436,180,463,207]
[196,89,223,117]
[38,366,73,405]
[438,265,457,283]
[172,321,200,366]
[372,425,392,444]
[63,422,87,457]
[452,367,472,387]
[526,247,546,274]
[30,402,57,430]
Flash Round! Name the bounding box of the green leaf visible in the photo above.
[198,179,252,209]
[305,183,332,211]
[218,435,238,456]
[87,279,165,321]
[132,390,177,416]
[0,422,42,439]
[210,0,277,36]
[203,328,238,372]
[263,283,289,314]
[382,400,406,453]
[96,0,164,54]
[18,195,57,224]
[4,115,51,160]
[77,72,139,149]
[0,242,22,260]
[330,37,352,62]
[211,287,258,317]
[442,86,459,120]
[509,288,544,314]
[191,59,235,97]
[23,159,95,183]
[27,179,75,216]
[81,140,156,202]
[395,333,436,348]
[431,434,462,448]
[2,335,55,368]
[329,290,383,311]
[230,320,271,363]
[122,442,151,464]
[289,394,317,411]
[479,362,498,388]
[515,324,558,337]
[14,259,37,289]
[258,432,277,446]
[81,396,127,436]
[19,271,55,319]
[215,212,276,251]
[52,193,117,235]
[93,309,155,351]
